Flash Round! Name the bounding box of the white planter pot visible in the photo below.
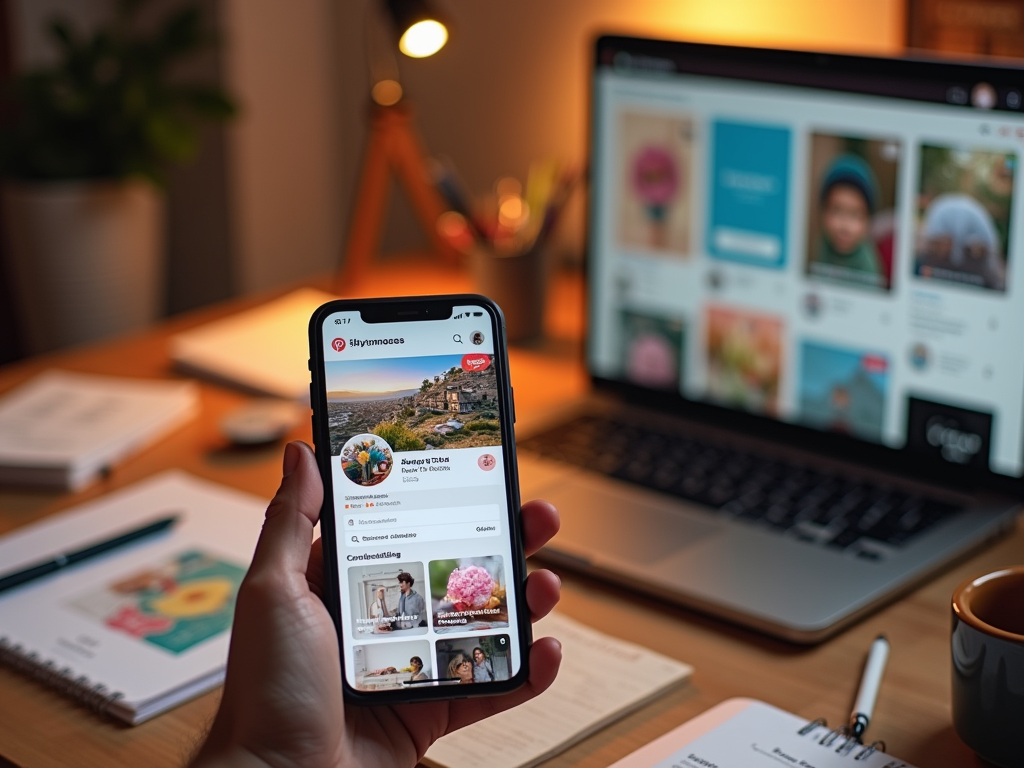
[2,180,164,354]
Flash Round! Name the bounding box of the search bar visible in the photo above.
[344,504,500,546]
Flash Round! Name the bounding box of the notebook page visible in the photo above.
[0,472,266,719]
[614,699,919,768]
[424,611,694,768]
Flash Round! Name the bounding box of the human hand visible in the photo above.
[190,441,561,768]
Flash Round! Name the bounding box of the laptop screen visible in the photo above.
[588,37,1024,483]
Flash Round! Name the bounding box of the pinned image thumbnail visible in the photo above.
[914,145,1015,292]
[705,306,783,416]
[617,111,693,254]
[429,556,508,634]
[805,133,900,291]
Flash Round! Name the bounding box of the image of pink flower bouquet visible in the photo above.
[429,556,509,634]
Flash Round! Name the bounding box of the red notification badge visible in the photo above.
[461,354,490,372]
[332,338,346,352]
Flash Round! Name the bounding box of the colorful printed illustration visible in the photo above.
[705,306,783,416]
[914,145,1015,292]
[707,120,790,268]
[805,134,900,292]
[798,341,889,442]
[429,556,508,634]
[68,550,246,655]
[340,433,394,487]
[618,309,685,390]
[617,111,693,253]
[325,354,502,457]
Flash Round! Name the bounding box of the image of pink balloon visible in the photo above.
[632,145,679,206]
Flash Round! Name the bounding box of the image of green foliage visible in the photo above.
[372,421,425,452]
[463,419,499,432]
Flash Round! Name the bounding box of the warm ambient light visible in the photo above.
[372,79,404,106]
[399,19,447,58]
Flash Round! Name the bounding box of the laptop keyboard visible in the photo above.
[518,414,963,558]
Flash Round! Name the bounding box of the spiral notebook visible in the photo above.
[610,698,920,768]
[0,472,266,724]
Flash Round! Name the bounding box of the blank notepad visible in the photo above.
[424,611,693,768]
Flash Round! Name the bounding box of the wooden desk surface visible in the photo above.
[0,268,1018,768]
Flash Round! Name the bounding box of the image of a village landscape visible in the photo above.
[325,354,503,457]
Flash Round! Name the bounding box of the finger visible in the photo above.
[248,441,324,578]
[306,537,325,599]
[525,569,560,622]
[521,500,559,557]
[443,636,562,733]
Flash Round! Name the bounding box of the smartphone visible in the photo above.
[308,295,530,704]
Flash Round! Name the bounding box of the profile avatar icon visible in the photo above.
[908,343,930,371]
[340,433,394,487]
[471,331,485,345]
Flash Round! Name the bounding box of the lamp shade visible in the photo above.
[386,0,448,58]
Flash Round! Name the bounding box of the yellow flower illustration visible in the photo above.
[151,578,234,618]
[357,450,370,466]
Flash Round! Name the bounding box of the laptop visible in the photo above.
[517,36,1024,643]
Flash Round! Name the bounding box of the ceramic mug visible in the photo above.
[951,566,1024,768]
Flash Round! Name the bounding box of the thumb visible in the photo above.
[249,441,324,578]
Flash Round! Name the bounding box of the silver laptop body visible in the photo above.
[520,37,1024,643]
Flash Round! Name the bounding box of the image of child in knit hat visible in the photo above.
[914,145,1014,293]
[805,134,900,292]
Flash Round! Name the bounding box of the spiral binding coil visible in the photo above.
[0,636,124,719]
[799,716,887,762]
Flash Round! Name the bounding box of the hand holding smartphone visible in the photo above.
[308,295,531,704]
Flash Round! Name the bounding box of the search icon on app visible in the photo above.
[351,536,359,543]
[453,334,463,343]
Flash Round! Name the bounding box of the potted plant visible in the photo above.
[0,0,235,353]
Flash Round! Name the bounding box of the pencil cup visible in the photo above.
[469,243,547,342]
[951,565,1024,768]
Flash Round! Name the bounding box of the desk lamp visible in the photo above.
[340,0,459,290]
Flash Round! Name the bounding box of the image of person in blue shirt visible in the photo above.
[396,571,427,629]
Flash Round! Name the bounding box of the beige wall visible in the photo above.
[221,0,343,294]
[337,0,906,263]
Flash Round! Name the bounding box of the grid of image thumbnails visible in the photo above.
[613,112,1016,466]
[347,558,512,690]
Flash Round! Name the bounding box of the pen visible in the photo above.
[850,633,890,742]
[0,514,179,593]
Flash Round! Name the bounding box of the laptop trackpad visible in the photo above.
[541,480,720,563]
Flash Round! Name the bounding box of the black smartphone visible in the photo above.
[308,294,530,704]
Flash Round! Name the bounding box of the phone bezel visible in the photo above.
[308,293,532,704]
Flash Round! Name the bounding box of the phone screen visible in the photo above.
[315,301,523,694]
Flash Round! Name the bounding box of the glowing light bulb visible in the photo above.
[371,79,403,106]
[399,19,448,58]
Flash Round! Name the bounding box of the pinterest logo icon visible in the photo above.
[332,338,346,352]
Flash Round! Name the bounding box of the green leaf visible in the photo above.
[48,20,75,52]
[157,7,205,57]
[172,84,237,119]
[0,1,234,182]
